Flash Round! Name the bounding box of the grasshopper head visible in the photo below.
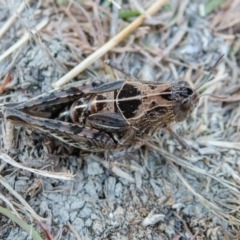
[172,81,199,122]
[172,55,224,122]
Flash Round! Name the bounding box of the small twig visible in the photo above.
[173,212,194,238]
[63,7,89,46]
[0,73,11,94]
[0,18,49,63]
[35,219,54,240]
[110,0,121,37]
[197,140,240,150]
[146,142,240,194]
[90,155,135,183]
[52,0,168,88]
[175,0,189,24]
[0,153,74,180]
[0,206,43,240]
[215,16,240,31]
[0,193,21,218]
[130,0,150,18]
[0,0,31,39]
[67,221,82,240]
[72,2,97,45]
[109,0,122,9]
[92,1,105,46]
[168,162,239,224]
[0,175,46,222]
[162,21,187,57]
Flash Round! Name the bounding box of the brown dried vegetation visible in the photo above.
[0,0,240,239]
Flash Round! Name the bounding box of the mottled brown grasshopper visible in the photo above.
[2,56,223,160]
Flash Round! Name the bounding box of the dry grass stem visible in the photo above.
[63,7,89,47]
[130,0,150,18]
[0,73,11,94]
[162,21,188,57]
[0,0,31,39]
[175,0,189,24]
[0,18,48,63]
[90,155,135,183]
[147,142,240,194]
[109,0,122,9]
[0,153,74,180]
[52,0,168,88]
[0,175,45,222]
[0,0,239,237]
[0,193,21,218]
[198,73,228,93]
[220,94,240,102]
[197,140,240,150]
[0,206,43,240]
[67,221,82,240]
[169,162,240,225]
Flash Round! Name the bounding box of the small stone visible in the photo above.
[85,218,92,227]
[79,206,92,218]
[71,199,85,210]
[87,162,104,175]
[93,220,105,235]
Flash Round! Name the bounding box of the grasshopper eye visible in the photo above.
[181,98,191,111]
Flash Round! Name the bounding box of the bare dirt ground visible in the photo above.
[0,0,240,239]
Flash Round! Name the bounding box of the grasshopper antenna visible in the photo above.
[199,93,228,100]
[195,54,224,91]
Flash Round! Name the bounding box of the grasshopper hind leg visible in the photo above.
[4,108,116,152]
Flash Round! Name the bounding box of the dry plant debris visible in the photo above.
[0,0,240,239]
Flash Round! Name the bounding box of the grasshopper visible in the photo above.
[2,57,223,160]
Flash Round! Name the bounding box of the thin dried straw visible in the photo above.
[147,143,240,194]
[0,193,21,218]
[67,221,82,240]
[0,0,31,39]
[147,143,240,225]
[0,18,49,63]
[90,155,135,183]
[109,0,122,9]
[197,140,240,150]
[0,175,46,222]
[169,162,240,225]
[52,0,168,88]
[0,153,74,180]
